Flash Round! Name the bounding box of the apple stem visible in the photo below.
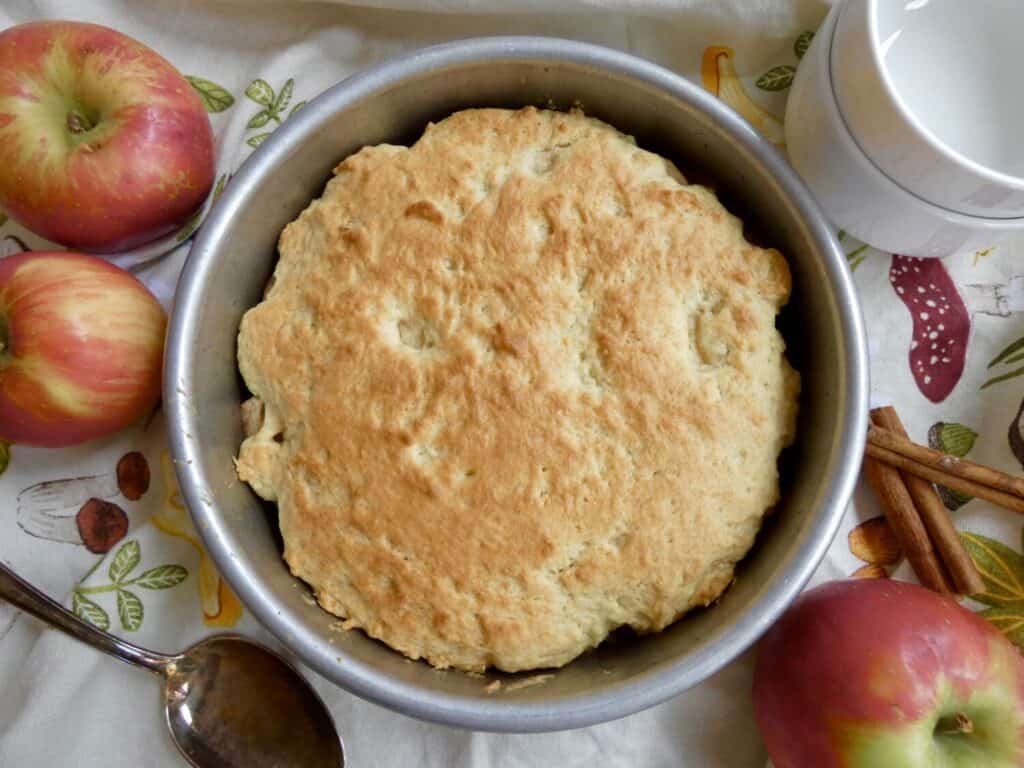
[66,110,94,134]
[955,713,973,734]
[939,712,974,736]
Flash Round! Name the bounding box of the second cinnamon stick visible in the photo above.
[871,407,984,596]
[863,411,954,594]
[865,443,1024,515]
[867,423,1024,500]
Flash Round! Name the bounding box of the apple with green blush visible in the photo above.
[754,579,1024,768]
[0,21,214,251]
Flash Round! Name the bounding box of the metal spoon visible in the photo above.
[0,563,345,768]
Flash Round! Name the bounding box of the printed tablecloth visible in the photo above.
[2,1,1024,765]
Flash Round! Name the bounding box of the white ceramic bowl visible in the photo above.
[832,0,1024,218]
[786,3,1024,256]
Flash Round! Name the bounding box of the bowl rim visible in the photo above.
[822,4,1024,228]
[835,0,1024,214]
[165,35,869,732]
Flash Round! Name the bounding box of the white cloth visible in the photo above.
[4,1,1024,766]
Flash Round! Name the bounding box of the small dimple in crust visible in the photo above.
[235,107,799,673]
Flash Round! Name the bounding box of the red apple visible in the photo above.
[0,251,165,446]
[0,21,214,251]
[754,579,1024,767]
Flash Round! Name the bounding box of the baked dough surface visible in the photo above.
[237,107,799,672]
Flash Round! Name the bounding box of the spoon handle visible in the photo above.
[0,562,171,673]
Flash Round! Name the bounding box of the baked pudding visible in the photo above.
[236,107,799,672]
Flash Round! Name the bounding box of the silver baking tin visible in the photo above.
[165,36,869,733]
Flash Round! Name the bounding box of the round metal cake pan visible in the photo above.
[165,37,869,732]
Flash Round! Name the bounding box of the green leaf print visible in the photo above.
[243,78,303,149]
[0,441,9,477]
[273,78,294,116]
[117,589,144,632]
[213,174,228,199]
[185,76,235,113]
[72,540,188,632]
[989,336,1024,368]
[979,606,1024,648]
[929,422,977,510]
[72,592,110,631]
[937,484,973,511]
[962,530,1024,651]
[981,365,1024,390]
[794,30,815,59]
[962,532,1024,608]
[933,423,977,457]
[846,244,869,272]
[247,110,272,130]
[174,207,204,243]
[756,65,796,91]
[132,565,188,590]
[982,335,1024,389]
[108,540,140,583]
[245,78,275,107]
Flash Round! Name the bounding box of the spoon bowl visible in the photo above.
[0,563,345,768]
[165,635,345,768]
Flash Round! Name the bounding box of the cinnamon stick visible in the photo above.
[870,407,984,596]
[863,413,954,594]
[868,423,1024,500]
[865,443,1024,515]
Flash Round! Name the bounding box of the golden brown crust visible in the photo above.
[236,107,799,672]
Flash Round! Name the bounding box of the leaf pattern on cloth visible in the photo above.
[972,246,997,266]
[71,592,109,631]
[155,452,243,627]
[1009,397,1024,471]
[846,244,869,271]
[889,256,970,403]
[117,589,144,632]
[837,229,871,271]
[961,530,1024,650]
[185,75,235,113]
[750,30,813,92]
[928,422,978,510]
[245,78,275,106]
[243,77,305,149]
[108,539,140,583]
[71,539,188,632]
[983,335,1024,390]
[755,65,795,92]
[793,30,814,59]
